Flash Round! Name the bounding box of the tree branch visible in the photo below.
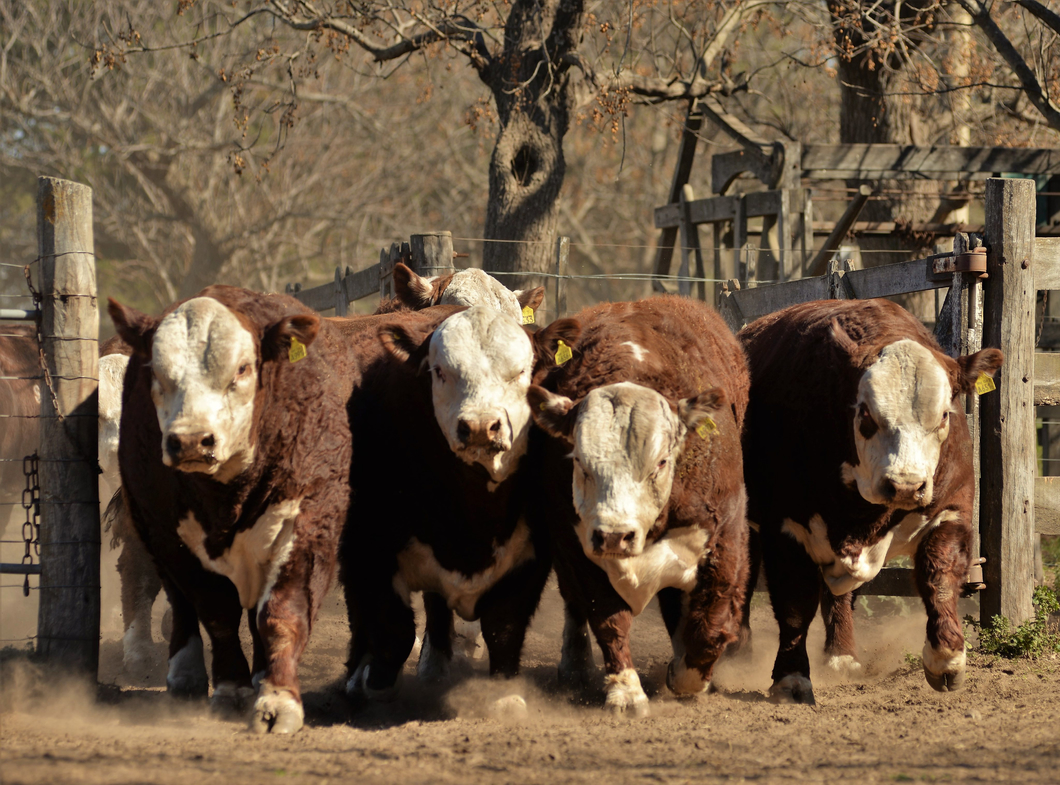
[957,0,1060,133]
[1011,0,1060,37]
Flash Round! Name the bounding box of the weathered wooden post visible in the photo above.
[35,177,100,675]
[980,177,1036,624]
[410,232,455,278]
[554,236,569,321]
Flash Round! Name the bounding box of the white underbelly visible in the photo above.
[394,520,536,620]
[592,527,710,615]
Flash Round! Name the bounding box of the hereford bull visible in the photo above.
[739,298,1002,705]
[527,297,750,716]
[340,304,578,701]
[109,286,356,734]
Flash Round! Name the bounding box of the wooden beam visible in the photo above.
[806,185,873,276]
[1034,351,1060,405]
[1033,476,1060,535]
[980,177,1037,625]
[717,276,831,329]
[653,104,704,290]
[1033,237,1060,290]
[801,144,1060,179]
[842,256,950,299]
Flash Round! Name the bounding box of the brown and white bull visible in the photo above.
[527,297,750,715]
[109,286,356,733]
[340,304,577,702]
[377,263,545,322]
[739,299,1002,704]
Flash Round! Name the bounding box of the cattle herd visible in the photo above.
[0,262,1003,735]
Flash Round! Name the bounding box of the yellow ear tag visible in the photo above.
[974,372,996,395]
[288,337,307,363]
[555,339,573,365]
[522,305,535,325]
[696,417,717,440]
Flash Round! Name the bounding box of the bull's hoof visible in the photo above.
[922,643,967,693]
[165,638,208,698]
[210,682,255,719]
[665,657,710,697]
[251,684,304,735]
[347,662,401,703]
[769,674,816,706]
[489,694,528,719]
[825,654,863,677]
[416,634,452,683]
[121,636,158,681]
[604,669,650,718]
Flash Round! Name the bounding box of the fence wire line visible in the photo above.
[0,250,95,271]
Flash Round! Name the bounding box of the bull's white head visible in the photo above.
[392,263,545,323]
[97,353,130,487]
[529,382,724,559]
[835,324,1003,509]
[109,292,319,482]
[380,306,546,485]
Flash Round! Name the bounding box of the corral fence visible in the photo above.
[0,177,100,674]
[285,179,1051,627]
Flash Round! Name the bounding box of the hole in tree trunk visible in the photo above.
[512,146,538,186]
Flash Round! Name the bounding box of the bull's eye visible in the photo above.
[237,363,250,377]
[938,411,949,431]
[432,366,446,383]
[656,458,668,473]
[857,403,878,439]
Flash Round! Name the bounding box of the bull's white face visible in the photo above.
[568,383,685,560]
[438,269,522,322]
[428,306,534,484]
[150,297,258,480]
[843,339,952,508]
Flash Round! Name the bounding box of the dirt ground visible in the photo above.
[1,575,1059,785]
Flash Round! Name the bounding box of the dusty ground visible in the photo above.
[2,577,1059,785]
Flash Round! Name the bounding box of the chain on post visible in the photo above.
[20,453,40,597]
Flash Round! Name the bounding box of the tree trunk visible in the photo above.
[479,0,581,289]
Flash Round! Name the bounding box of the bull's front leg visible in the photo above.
[763,530,821,705]
[588,604,645,716]
[915,515,971,692]
[478,558,551,679]
[667,536,748,698]
[418,592,455,682]
[161,580,208,698]
[118,526,163,679]
[820,588,861,676]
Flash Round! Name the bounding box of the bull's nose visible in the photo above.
[591,529,637,557]
[166,432,216,463]
[882,478,927,504]
[457,417,505,448]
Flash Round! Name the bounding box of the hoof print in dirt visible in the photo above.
[251,685,304,735]
[210,682,255,720]
[769,675,816,706]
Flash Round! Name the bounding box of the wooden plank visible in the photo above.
[743,190,782,218]
[806,185,873,276]
[35,177,100,676]
[842,257,950,299]
[1033,476,1060,535]
[1033,237,1060,290]
[410,232,454,277]
[1034,352,1060,405]
[719,276,831,327]
[980,177,1037,625]
[554,236,569,320]
[656,195,740,229]
[801,145,1060,178]
[653,106,704,290]
[346,264,382,302]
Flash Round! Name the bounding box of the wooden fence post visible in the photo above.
[554,236,569,321]
[35,177,100,675]
[410,232,455,278]
[980,177,1036,625]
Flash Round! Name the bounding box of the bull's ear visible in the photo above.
[527,385,578,439]
[515,286,546,313]
[531,318,581,369]
[956,347,1004,394]
[392,263,436,308]
[263,313,320,362]
[378,323,432,367]
[677,387,726,430]
[107,298,159,357]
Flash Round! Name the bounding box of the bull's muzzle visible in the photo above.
[880,477,928,507]
[591,528,637,558]
[165,431,217,468]
[456,416,509,453]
